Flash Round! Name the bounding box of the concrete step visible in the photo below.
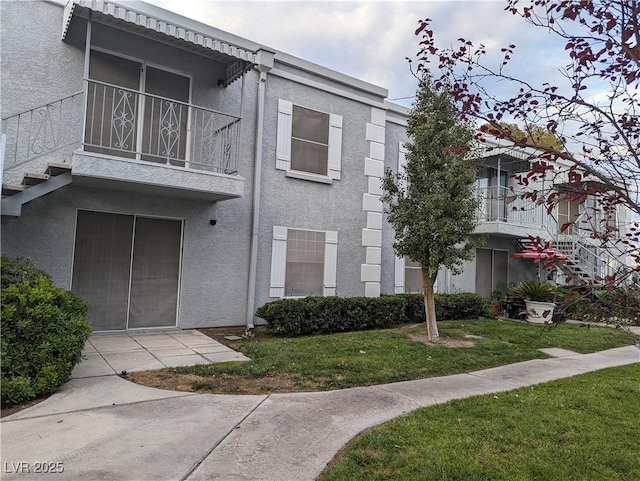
[1,184,25,196]
[23,172,49,186]
[45,162,71,177]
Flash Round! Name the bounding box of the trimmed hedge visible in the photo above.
[256,293,488,337]
[0,255,51,289]
[1,256,91,406]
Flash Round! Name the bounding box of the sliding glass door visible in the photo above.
[84,50,191,165]
[72,210,183,331]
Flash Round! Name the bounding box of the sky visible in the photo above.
[150,0,570,109]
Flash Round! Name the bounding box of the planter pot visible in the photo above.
[524,300,555,324]
[488,304,501,316]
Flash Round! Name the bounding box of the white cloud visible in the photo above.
[150,0,582,108]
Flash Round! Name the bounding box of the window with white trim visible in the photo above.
[276,99,343,181]
[291,106,329,175]
[269,226,338,298]
[404,257,423,293]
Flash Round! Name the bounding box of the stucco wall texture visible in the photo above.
[1,0,415,329]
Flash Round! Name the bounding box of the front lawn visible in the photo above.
[125,318,635,394]
[320,364,640,481]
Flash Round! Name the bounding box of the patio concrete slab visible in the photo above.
[89,335,142,352]
[146,346,196,357]
[68,330,253,377]
[158,354,211,368]
[71,353,116,378]
[101,349,165,373]
[169,333,225,347]
[129,333,185,349]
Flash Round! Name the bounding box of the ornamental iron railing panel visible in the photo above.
[2,81,241,176]
[84,80,240,174]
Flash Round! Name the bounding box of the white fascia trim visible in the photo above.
[384,100,411,115]
[386,116,408,127]
[270,68,387,109]
[275,52,388,98]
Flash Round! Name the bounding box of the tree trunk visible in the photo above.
[421,269,439,342]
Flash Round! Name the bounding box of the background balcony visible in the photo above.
[475,185,546,238]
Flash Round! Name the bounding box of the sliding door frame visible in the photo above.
[70,208,185,332]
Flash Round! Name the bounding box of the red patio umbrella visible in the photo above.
[512,248,568,280]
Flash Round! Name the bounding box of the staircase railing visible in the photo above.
[2,92,85,172]
[545,209,610,283]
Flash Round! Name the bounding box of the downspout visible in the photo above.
[245,49,274,329]
[81,13,92,149]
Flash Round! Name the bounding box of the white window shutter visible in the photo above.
[269,226,288,298]
[276,99,292,171]
[398,142,408,191]
[394,255,405,294]
[328,114,343,180]
[323,230,338,296]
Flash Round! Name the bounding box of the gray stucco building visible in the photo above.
[2,0,627,332]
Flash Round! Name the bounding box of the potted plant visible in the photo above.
[509,280,558,324]
[488,286,507,317]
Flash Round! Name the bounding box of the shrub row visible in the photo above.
[561,286,640,325]
[1,256,92,406]
[256,293,488,337]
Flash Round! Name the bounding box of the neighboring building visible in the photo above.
[1,0,628,332]
[445,136,633,298]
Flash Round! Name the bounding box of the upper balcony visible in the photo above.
[2,79,244,201]
[475,185,548,238]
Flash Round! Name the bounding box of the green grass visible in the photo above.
[320,364,640,481]
[174,319,634,392]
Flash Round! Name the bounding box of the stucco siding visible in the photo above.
[253,73,378,310]
[1,1,84,118]
[1,185,253,328]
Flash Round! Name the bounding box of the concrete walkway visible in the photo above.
[1,345,638,481]
[73,330,251,378]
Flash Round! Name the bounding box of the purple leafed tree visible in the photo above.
[411,0,640,283]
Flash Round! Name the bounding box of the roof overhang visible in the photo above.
[62,0,259,86]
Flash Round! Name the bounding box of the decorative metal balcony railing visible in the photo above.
[2,80,241,175]
[476,185,545,226]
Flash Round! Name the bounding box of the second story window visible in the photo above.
[276,99,343,182]
[291,106,329,175]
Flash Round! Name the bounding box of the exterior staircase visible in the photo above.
[551,239,602,285]
[1,162,72,216]
[1,91,83,217]
[516,236,605,285]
